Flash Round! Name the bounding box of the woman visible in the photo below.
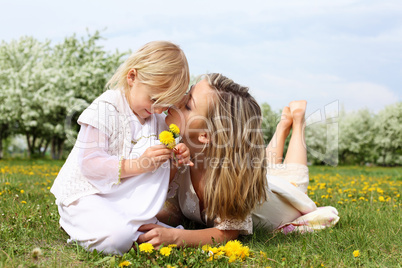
[138,73,339,247]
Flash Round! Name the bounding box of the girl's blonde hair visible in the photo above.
[106,41,190,106]
[203,73,268,220]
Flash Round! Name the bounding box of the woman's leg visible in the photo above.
[283,100,307,165]
[266,107,292,165]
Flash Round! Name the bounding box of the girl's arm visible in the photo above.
[120,145,172,178]
[137,224,239,247]
[122,138,193,178]
[78,124,172,186]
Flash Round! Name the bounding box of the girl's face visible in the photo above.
[126,70,168,123]
[165,79,217,151]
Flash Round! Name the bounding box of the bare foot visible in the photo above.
[289,100,307,125]
[277,106,292,137]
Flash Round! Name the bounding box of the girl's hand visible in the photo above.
[137,224,179,248]
[137,145,173,173]
[173,143,194,166]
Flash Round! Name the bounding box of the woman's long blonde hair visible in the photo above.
[203,73,268,220]
[106,41,189,106]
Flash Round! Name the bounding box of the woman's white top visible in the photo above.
[165,164,339,234]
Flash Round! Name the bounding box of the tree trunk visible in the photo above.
[51,138,56,160]
[26,134,32,158]
[0,139,3,160]
[51,137,65,160]
[42,139,50,157]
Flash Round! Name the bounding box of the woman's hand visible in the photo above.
[137,224,178,248]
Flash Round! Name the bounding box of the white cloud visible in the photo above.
[253,72,399,113]
[0,0,401,114]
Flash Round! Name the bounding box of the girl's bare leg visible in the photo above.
[266,107,292,165]
[284,100,307,165]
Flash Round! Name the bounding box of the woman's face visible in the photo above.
[165,79,216,150]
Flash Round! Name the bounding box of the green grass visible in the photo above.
[0,160,401,267]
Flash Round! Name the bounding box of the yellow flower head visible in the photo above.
[224,240,243,257]
[139,243,154,253]
[160,246,172,256]
[118,260,132,267]
[202,244,210,252]
[169,124,180,137]
[228,255,237,263]
[159,131,175,149]
[168,244,177,248]
[353,250,360,257]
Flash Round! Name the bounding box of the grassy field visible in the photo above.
[0,159,401,267]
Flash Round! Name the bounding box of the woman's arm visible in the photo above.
[155,199,183,227]
[137,224,239,248]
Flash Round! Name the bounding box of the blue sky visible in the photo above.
[1,0,401,115]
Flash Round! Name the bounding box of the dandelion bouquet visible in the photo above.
[159,124,180,150]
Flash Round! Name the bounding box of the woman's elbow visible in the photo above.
[222,230,240,242]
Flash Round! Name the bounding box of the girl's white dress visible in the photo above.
[51,90,177,255]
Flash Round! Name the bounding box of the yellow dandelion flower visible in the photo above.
[139,243,154,253]
[21,201,27,204]
[118,260,132,267]
[159,131,175,149]
[168,244,177,248]
[20,190,25,194]
[239,246,250,259]
[224,240,243,257]
[160,246,172,256]
[353,250,360,257]
[209,247,220,255]
[202,245,210,252]
[169,124,180,136]
[378,196,385,202]
[228,255,237,263]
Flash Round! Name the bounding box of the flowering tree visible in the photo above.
[0,32,126,159]
[338,109,376,165]
[0,36,53,158]
[45,31,126,159]
[373,102,402,166]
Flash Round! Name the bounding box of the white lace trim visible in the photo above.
[214,215,253,235]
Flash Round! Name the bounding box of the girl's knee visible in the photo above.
[89,225,134,255]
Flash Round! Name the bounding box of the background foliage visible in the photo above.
[0,31,127,159]
[0,32,401,165]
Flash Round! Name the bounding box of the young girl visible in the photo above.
[51,41,192,255]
